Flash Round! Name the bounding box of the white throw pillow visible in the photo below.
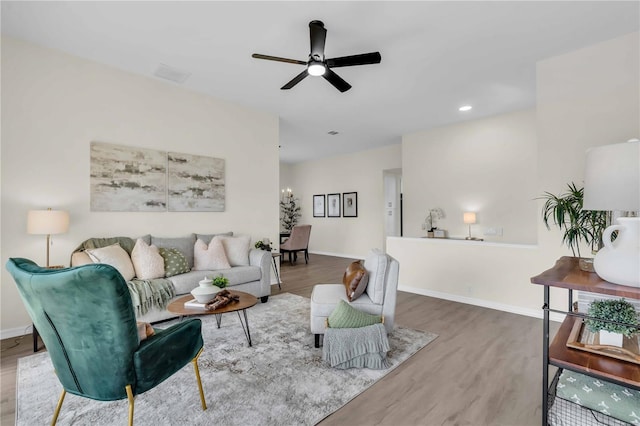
[131,238,165,280]
[193,238,231,270]
[86,243,136,281]
[218,235,251,266]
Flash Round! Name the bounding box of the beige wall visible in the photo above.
[403,109,538,244]
[288,144,402,258]
[1,38,280,337]
[389,32,639,318]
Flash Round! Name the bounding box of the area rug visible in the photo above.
[16,293,437,425]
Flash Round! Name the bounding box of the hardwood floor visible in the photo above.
[1,254,558,425]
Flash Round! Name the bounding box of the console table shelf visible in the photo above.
[531,256,640,426]
[550,315,640,388]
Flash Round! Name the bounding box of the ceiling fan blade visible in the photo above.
[281,70,309,90]
[326,52,382,68]
[323,68,352,92]
[252,53,306,65]
[309,20,327,60]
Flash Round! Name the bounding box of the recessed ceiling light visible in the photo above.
[459,105,472,112]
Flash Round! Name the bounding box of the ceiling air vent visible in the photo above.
[327,131,339,136]
[153,63,191,84]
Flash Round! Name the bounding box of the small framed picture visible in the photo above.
[327,193,340,217]
[313,194,325,217]
[342,192,358,217]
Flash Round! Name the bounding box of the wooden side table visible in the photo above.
[531,256,640,425]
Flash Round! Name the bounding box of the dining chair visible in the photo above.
[280,224,312,265]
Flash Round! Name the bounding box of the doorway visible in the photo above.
[383,169,402,249]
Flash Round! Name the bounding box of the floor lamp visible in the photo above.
[27,208,70,267]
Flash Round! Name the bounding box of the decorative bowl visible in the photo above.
[191,284,220,303]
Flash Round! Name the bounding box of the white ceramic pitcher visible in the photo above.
[593,217,640,287]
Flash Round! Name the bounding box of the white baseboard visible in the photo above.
[398,284,565,323]
[309,250,364,260]
[1,324,33,340]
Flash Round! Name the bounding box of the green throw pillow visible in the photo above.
[328,299,382,328]
[158,247,190,277]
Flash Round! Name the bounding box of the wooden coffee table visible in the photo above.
[167,290,258,346]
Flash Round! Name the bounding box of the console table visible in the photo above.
[531,256,640,426]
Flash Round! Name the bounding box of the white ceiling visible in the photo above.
[2,1,639,163]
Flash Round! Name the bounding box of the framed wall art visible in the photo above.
[342,192,358,217]
[327,193,341,217]
[90,142,167,212]
[168,152,225,212]
[313,194,326,217]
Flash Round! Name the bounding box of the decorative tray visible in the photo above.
[566,318,640,365]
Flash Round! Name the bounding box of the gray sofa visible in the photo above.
[71,232,271,323]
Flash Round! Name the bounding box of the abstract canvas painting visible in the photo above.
[167,152,225,211]
[90,142,167,211]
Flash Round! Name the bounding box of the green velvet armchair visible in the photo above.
[6,258,207,426]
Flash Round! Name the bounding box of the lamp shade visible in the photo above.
[583,139,640,212]
[27,210,69,235]
[463,212,477,224]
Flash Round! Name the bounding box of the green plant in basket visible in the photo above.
[586,299,640,337]
[212,275,229,289]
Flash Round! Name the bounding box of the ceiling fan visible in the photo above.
[252,20,382,92]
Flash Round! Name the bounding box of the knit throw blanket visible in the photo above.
[72,236,136,257]
[127,278,175,317]
[322,323,390,370]
[72,237,174,317]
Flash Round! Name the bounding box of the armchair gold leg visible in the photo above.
[126,384,134,426]
[192,347,207,410]
[51,389,66,426]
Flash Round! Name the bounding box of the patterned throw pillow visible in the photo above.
[158,248,190,277]
[131,238,165,280]
[193,238,232,270]
[85,243,136,281]
[343,260,369,302]
[327,300,382,329]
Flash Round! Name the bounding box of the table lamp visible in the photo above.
[463,212,477,240]
[27,208,70,267]
[583,138,640,287]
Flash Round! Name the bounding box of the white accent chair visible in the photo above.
[310,249,399,347]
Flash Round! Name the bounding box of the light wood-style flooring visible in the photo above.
[1,254,558,425]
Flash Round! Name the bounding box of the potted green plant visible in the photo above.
[539,182,607,270]
[254,240,272,251]
[212,275,229,289]
[586,298,639,347]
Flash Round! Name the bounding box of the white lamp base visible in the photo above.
[593,217,640,287]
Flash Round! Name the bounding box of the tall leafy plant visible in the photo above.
[280,197,301,232]
[539,182,607,257]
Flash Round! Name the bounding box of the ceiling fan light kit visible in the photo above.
[252,20,381,92]
[307,62,326,76]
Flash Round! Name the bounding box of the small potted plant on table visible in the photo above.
[212,275,229,289]
[586,298,639,347]
[254,239,272,251]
